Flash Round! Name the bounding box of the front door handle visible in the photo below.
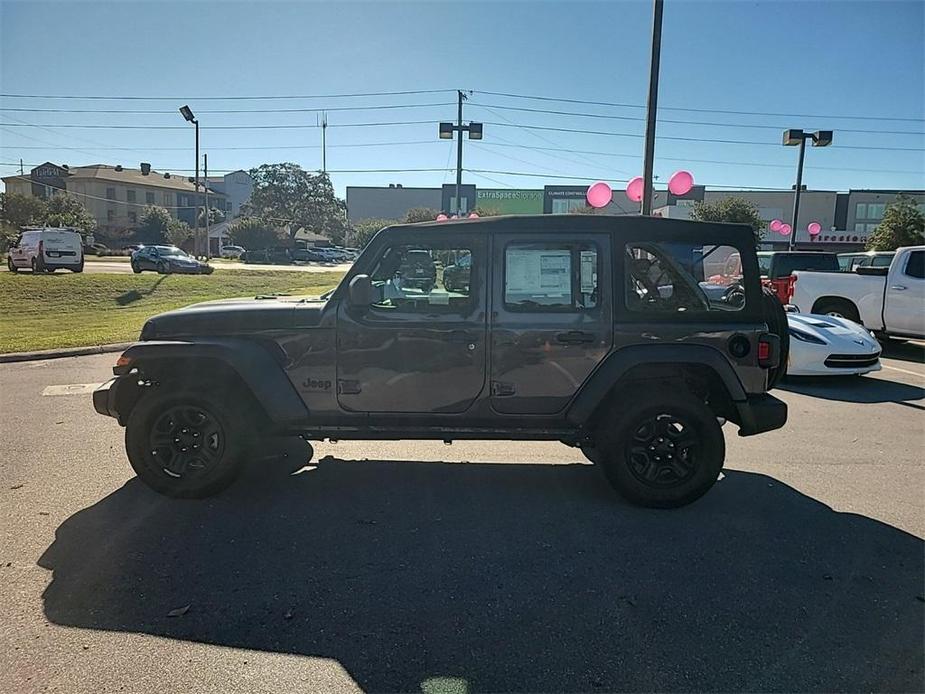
[447,330,475,343]
[890,285,907,291]
[556,330,596,345]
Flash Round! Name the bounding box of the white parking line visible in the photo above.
[42,383,102,396]
[881,364,925,378]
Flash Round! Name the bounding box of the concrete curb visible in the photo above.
[0,342,133,364]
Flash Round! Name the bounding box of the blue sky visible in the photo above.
[1,0,922,197]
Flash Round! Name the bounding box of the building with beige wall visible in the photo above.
[1,162,227,239]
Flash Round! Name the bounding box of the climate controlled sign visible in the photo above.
[476,189,543,214]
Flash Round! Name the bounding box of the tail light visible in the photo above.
[783,275,797,303]
[758,333,780,369]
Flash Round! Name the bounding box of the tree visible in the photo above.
[44,194,96,234]
[0,192,47,228]
[350,218,397,248]
[228,216,285,250]
[405,207,440,223]
[244,163,347,241]
[474,206,502,218]
[691,197,765,243]
[198,206,225,226]
[865,194,925,251]
[165,219,192,247]
[135,205,173,244]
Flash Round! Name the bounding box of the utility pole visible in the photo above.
[204,153,210,259]
[641,0,664,216]
[322,112,327,173]
[19,158,24,176]
[456,90,464,215]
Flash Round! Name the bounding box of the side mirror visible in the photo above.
[348,274,374,306]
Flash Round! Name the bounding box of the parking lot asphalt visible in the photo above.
[0,346,923,693]
[1,260,353,274]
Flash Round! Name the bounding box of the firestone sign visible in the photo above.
[476,189,543,214]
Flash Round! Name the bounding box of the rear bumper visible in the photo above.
[734,394,787,437]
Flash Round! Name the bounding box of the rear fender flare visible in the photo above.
[566,344,747,426]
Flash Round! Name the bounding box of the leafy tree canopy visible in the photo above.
[228,216,286,251]
[350,218,398,248]
[244,163,346,242]
[405,207,439,223]
[135,205,173,245]
[44,193,96,234]
[865,194,925,251]
[691,197,765,244]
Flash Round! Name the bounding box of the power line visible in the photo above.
[484,121,925,152]
[0,89,454,101]
[475,90,925,123]
[0,102,455,115]
[0,120,436,131]
[0,140,437,152]
[477,142,925,176]
[470,102,925,136]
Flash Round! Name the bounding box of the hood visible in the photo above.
[787,313,880,351]
[141,295,327,340]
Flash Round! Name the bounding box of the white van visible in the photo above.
[6,228,84,273]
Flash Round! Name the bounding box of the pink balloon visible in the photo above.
[586,181,613,208]
[625,176,644,203]
[807,221,822,236]
[435,213,448,221]
[769,219,783,233]
[779,223,792,236]
[668,170,694,196]
[468,212,479,218]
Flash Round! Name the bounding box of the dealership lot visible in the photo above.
[0,347,923,693]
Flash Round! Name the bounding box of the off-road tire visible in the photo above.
[594,388,725,508]
[125,388,252,498]
[762,287,789,390]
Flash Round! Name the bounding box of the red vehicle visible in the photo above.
[756,251,840,304]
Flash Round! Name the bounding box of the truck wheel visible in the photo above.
[761,287,789,390]
[125,389,252,498]
[815,298,860,324]
[594,388,725,508]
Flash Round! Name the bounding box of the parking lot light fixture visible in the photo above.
[783,128,833,250]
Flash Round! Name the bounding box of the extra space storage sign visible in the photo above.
[476,189,543,214]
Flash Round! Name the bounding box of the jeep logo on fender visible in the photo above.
[302,377,332,391]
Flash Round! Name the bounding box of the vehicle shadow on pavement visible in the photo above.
[781,376,925,407]
[38,459,924,693]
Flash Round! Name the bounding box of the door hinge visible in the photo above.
[491,381,515,397]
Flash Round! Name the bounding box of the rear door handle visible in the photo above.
[890,285,907,291]
[555,330,596,345]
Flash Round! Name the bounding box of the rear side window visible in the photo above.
[503,242,599,311]
[772,254,839,277]
[904,251,924,279]
[625,242,746,313]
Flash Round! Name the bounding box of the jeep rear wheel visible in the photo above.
[594,389,724,508]
[125,389,251,498]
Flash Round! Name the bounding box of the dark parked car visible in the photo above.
[291,248,328,262]
[395,248,437,292]
[83,242,110,256]
[443,252,471,293]
[241,247,292,265]
[131,245,213,274]
[95,215,788,508]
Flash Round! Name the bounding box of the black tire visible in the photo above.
[131,261,142,274]
[7,256,17,273]
[594,388,725,508]
[815,298,861,324]
[156,261,169,274]
[125,388,252,498]
[761,287,789,390]
[31,257,42,273]
[72,260,84,273]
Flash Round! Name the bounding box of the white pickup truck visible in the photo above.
[790,245,924,340]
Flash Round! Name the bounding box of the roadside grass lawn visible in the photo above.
[0,270,344,353]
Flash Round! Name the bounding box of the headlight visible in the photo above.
[789,327,826,344]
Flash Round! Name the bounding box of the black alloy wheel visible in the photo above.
[626,413,699,488]
[149,405,225,479]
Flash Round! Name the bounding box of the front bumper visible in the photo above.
[92,377,120,419]
[734,394,787,437]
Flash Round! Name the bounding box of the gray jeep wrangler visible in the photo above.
[94,215,788,507]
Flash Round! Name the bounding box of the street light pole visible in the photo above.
[179,105,201,256]
[204,153,210,259]
[783,128,832,251]
[456,90,464,215]
[641,0,664,216]
[789,137,807,252]
[438,93,482,217]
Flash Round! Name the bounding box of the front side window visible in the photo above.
[625,242,746,313]
[504,242,598,310]
[368,242,476,314]
[904,251,924,279]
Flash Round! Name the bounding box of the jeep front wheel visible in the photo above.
[125,389,251,498]
[595,389,724,508]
